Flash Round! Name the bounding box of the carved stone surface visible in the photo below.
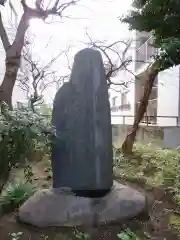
[18,181,146,227]
[51,48,113,191]
[18,49,146,228]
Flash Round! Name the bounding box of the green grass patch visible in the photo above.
[114,143,180,205]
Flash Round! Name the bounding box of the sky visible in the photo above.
[28,0,133,104]
[30,0,132,45]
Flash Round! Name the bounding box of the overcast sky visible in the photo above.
[31,0,132,43]
[29,0,133,103]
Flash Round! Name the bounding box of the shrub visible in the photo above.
[0,182,35,214]
[0,102,54,194]
[114,143,180,205]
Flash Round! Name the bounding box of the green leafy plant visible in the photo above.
[114,143,180,206]
[0,102,54,194]
[24,164,34,183]
[117,229,140,240]
[9,232,23,240]
[73,228,90,240]
[40,234,49,240]
[0,182,35,214]
[121,0,180,69]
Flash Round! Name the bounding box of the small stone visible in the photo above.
[33,177,39,180]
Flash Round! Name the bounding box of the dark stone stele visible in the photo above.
[51,48,113,197]
[18,49,146,228]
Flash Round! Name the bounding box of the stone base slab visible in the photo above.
[18,181,146,227]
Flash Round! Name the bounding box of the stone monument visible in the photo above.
[18,48,146,228]
[51,48,113,196]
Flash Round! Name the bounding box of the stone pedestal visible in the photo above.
[18,182,146,228]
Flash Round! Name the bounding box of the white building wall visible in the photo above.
[110,36,136,125]
[111,30,180,131]
[157,65,180,126]
[110,80,135,125]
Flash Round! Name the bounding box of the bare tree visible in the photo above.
[18,40,69,112]
[86,33,161,153]
[0,0,79,106]
[85,32,134,89]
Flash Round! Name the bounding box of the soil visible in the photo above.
[0,208,179,240]
[0,214,141,240]
[0,160,180,240]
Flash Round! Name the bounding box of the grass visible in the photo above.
[1,143,180,239]
[114,143,180,206]
[0,182,35,215]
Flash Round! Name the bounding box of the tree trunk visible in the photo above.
[30,99,36,112]
[0,54,20,107]
[0,0,78,106]
[0,12,31,106]
[121,66,159,153]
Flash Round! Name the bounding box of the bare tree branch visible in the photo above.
[84,32,152,92]
[18,39,70,111]
[85,31,133,88]
[0,0,81,106]
[0,12,10,51]
[21,0,80,19]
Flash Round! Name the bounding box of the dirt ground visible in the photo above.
[0,214,137,240]
[0,161,180,240]
[0,210,179,240]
